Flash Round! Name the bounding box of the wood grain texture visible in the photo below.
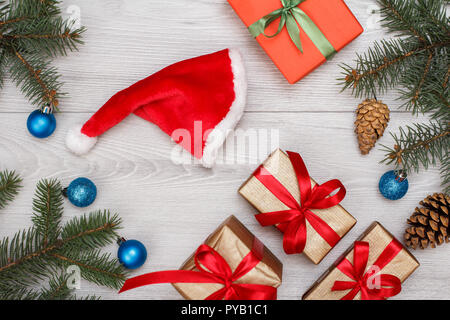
[0,0,448,300]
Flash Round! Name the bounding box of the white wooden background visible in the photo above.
[0,0,448,300]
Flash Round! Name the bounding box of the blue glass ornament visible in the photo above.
[27,109,56,138]
[63,177,97,207]
[117,238,147,269]
[379,170,409,200]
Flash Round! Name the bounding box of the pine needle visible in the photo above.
[0,170,22,210]
[0,179,128,299]
[31,179,64,246]
[0,0,85,110]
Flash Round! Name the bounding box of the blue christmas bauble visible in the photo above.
[118,239,147,269]
[379,170,409,200]
[27,110,56,138]
[64,177,97,207]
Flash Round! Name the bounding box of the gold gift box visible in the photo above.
[239,149,357,264]
[303,222,420,300]
[173,215,283,300]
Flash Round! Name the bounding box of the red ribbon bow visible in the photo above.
[253,151,346,254]
[332,240,403,300]
[119,239,277,300]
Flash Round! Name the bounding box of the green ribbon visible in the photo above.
[248,0,336,59]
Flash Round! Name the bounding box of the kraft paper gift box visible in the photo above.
[303,222,420,300]
[239,149,357,264]
[173,215,283,300]
[227,0,363,83]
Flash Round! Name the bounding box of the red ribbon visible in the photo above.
[119,239,277,300]
[253,151,346,254]
[332,240,403,300]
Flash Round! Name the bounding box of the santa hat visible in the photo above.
[66,49,247,168]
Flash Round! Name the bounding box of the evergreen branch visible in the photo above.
[50,250,127,290]
[0,16,27,27]
[60,210,122,250]
[9,49,60,108]
[378,0,428,42]
[37,274,74,300]
[0,169,22,210]
[411,51,434,106]
[396,48,449,115]
[4,16,86,57]
[31,179,63,246]
[341,39,449,98]
[5,0,60,23]
[0,1,59,31]
[0,211,121,277]
[416,0,450,36]
[0,0,85,110]
[0,272,84,300]
[0,285,40,300]
[0,228,59,287]
[2,31,79,40]
[0,178,126,299]
[381,121,450,180]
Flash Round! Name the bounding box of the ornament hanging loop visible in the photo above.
[395,169,407,182]
[41,103,53,114]
[117,237,126,246]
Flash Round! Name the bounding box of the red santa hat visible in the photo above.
[66,49,246,167]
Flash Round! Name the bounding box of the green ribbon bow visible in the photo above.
[248,0,336,59]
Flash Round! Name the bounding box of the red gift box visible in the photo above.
[227,0,363,83]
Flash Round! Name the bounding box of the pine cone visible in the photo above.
[354,99,390,155]
[404,193,450,249]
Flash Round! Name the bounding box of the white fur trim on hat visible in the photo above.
[201,48,247,168]
[66,124,98,155]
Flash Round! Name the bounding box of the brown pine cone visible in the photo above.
[354,99,390,155]
[404,193,450,249]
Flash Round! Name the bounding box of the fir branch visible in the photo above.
[378,0,428,42]
[0,1,59,33]
[60,210,122,250]
[31,178,63,246]
[416,0,450,36]
[9,49,60,108]
[0,169,22,210]
[50,250,126,290]
[0,211,121,277]
[411,51,434,106]
[0,285,40,300]
[340,39,449,98]
[381,121,450,189]
[396,47,449,116]
[0,228,58,287]
[4,16,86,57]
[0,16,27,27]
[4,0,60,24]
[0,0,85,110]
[0,179,127,298]
[37,274,74,300]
